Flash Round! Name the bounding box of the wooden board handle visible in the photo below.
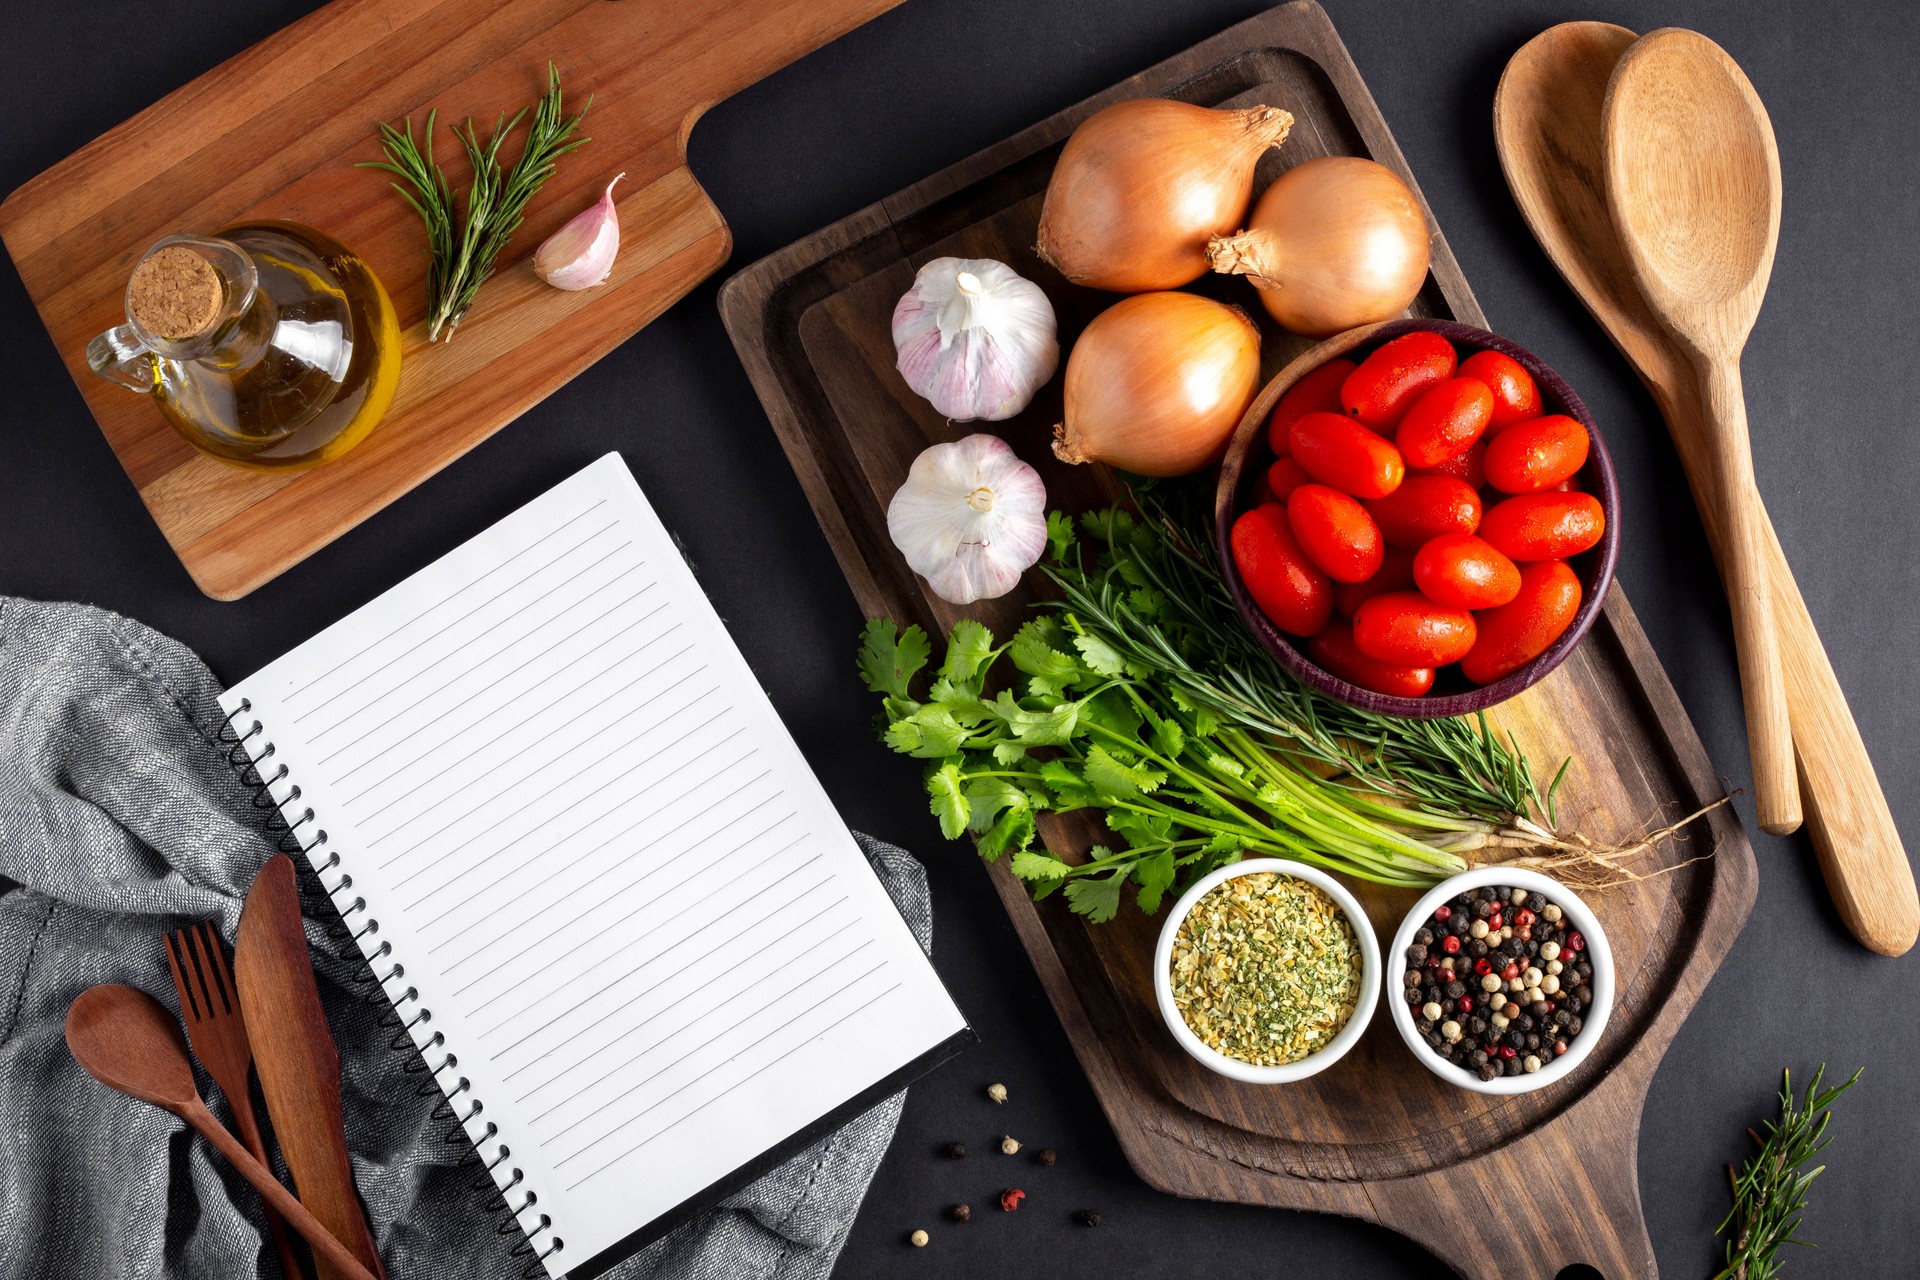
[1697,354,1800,835]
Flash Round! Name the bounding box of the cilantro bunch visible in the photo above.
[858,495,1566,924]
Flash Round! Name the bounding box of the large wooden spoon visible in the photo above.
[65,984,381,1280]
[1602,28,1799,836]
[1495,23,1919,955]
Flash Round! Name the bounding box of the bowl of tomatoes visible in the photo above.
[1214,318,1619,718]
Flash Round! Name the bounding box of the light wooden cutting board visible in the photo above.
[0,0,903,599]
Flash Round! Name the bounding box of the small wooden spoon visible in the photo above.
[65,984,381,1280]
[1495,23,1918,954]
[1603,27,1799,836]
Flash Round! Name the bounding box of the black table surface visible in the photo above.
[3,1,1916,1276]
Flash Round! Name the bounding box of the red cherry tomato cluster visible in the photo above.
[1233,334,1601,698]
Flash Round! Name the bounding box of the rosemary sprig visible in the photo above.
[1040,484,1555,821]
[362,64,591,340]
[1715,1065,1862,1280]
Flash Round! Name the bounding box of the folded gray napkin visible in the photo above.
[0,596,919,1280]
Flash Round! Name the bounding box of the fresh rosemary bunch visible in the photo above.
[1043,485,1557,822]
[1715,1065,1862,1280]
[362,64,591,340]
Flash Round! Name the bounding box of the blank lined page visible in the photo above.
[220,454,967,1277]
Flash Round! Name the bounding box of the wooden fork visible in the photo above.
[166,921,308,1280]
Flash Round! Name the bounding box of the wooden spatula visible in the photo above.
[1494,22,1919,954]
[235,856,387,1280]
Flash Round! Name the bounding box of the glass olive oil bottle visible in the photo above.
[88,221,400,469]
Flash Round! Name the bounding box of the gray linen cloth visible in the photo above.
[0,596,920,1280]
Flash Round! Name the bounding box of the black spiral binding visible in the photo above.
[217,700,564,1276]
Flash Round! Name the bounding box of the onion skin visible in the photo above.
[1206,156,1430,337]
[1036,99,1293,293]
[1053,291,1261,477]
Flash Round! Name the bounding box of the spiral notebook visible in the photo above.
[218,454,971,1280]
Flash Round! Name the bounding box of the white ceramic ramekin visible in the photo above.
[1153,858,1380,1085]
[1387,866,1613,1095]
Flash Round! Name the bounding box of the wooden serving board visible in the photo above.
[0,0,905,600]
[718,5,1756,1277]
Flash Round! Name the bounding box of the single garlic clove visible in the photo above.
[534,173,624,290]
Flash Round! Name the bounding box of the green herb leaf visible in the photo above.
[1011,849,1073,882]
[1133,850,1177,914]
[939,618,997,686]
[980,805,1038,861]
[927,762,970,840]
[857,619,931,700]
[884,705,967,759]
[1064,869,1127,923]
[991,741,1028,767]
[1072,632,1129,676]
[1046,510,1077,562]
[1084,745,1166,800]
[964,776,1029,834]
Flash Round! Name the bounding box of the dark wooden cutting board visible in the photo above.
[718,5,1755,1276]
[0,0,904,600]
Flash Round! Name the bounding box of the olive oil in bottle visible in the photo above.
[88,221,401,469]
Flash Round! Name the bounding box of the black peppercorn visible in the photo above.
[951,1203,972,1223]
[1567,1016,1584,1035]
[945,1142,967,1160]
[1036,1148,1057,1167]
[1075,1209,1100,1228]
[1406,944,1428,965]
[1468,1016,1487,1036]
[1530,1000,1550,1019]
[1467,939,1488,958]
[1507,1030,1527,1049]
[1444,980,1466,999]
[1477,1061,1499,1082]
[1504,1057,1523,1077]
[1554,1009,1572,1026]
[1403,970,1422,988]
[1414,928,1434,946]
[1450,914,1471,936]
[1405,987,1423,1006]
[1526,1033,1541,1051]
[1576,961,1593,979]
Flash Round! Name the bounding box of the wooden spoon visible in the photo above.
[1602,27,1799,837]
[65,984,381,1280]
[1495,23,1919,954]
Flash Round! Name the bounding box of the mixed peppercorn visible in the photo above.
[1403,884,1594,1081]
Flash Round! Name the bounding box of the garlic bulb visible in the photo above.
[534,173,624,290]
[891,257,1058,422]
[888,434,1048,605]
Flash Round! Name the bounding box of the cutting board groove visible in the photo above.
[0,0,905,599]
[718,6,1755,1278]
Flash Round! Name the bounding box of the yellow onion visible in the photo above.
[1035,99,1293,293]
[1052,292,1261,476]
[1205,155,1430,337]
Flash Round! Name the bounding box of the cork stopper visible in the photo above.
[128,245,222,340]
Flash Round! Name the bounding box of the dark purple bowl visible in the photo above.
[1214,318,1620,720]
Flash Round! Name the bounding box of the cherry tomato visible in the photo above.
[1410,438,1487,489]
[1340,332,1458,429]
[1287,484,1385,584]
[1333,544,1416,617]
[1269,357,1357,454]
[1231,503,1332,636]
[1308,619,1436,698]
[1458,349,1542,429]
[1413,533,1522,609]
[1364,476,1481,548]
[1480,492,1605,561]
[1483,415,1590,494]
[1460,560,1584,685]
[1266,456,1312,503]
[1351,591,1478,667]
[1396,377,1494,468]
[1290,411,1406,499]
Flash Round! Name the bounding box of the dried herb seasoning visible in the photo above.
[1169,870,1362,1066]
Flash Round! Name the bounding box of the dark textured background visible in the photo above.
[2,1,1915,1276]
